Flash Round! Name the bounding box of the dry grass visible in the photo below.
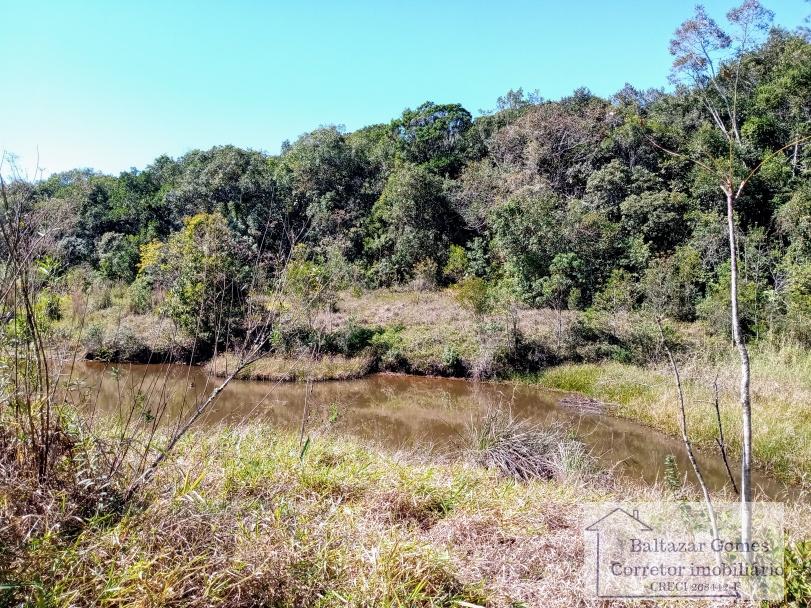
[3,419,809,607]
[207,353,375,382]
[333,289,570,340]
[328,289,567,377]
[464,409,600,482]
[528,345,811,488]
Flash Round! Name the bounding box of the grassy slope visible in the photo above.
[11,427,623,608]
[60,287,811,486]
[10,426,809,607]
[528,347,811,486]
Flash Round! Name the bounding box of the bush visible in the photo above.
[466,410,598,481]
[128,274,153,314]
[97,232,140,282]
[270,323,320,356]
[697,263,766,339]
[642,246,703,321]
[453,276,492,316]
[323,321,381,357]
[156,213,251,342]
[370,324,407,370]
[441,344,465,376]
[442,244,468,283]
[410,258,438,292]
[593,269,638,314]
[38,292,62,322]
[568,310,674,365]
[784,263,811,346]
[92,284,113,311]
[82,325,152,362]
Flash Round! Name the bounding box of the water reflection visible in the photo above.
[66,361,792,500]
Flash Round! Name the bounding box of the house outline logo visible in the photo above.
[585,506,653,598]
[584,505,742,599]
[585,507,652,533]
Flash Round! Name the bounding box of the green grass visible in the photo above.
[3,425,640,608]
[4,410,810,607]
[207,353,375,382]
[523,350,811,487]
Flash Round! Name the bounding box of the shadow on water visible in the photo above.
[68,361,794,501]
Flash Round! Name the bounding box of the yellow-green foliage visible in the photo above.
[137,240,163,273]
[453,276,492,316]
[528,348,811,485]
[6,427,625,607]
[207,353,374,382]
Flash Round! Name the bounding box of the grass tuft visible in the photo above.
[464,409,598,482]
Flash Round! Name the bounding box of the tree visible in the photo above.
[490,192,562,301]
[149,212,250,345]
[364,164,458,284]
[538,253,582,349]
[488,93,612,197]
[393,102,472,176]
[166,146,282,250]
[620,190,693,254]
[277,127,377,258]
[97,232,140,282]
[663,0,808,545]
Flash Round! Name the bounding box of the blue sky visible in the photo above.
[1,0,807,177]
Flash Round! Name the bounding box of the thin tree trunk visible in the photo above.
[712,375,738,495]
[657,319,720,547]
[724,186,753,547]
[792,138,799,175]
[124,365,244,500]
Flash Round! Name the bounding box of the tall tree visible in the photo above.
[663,0,808,545]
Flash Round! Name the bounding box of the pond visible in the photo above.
[68,361,791,500]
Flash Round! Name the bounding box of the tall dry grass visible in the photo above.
[528,344,811,487]
[464,409,600,482]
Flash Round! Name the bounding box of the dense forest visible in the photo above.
[12,10,811,353]
[4,4,811,606]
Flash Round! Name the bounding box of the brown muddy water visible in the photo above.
[67,361,792,500]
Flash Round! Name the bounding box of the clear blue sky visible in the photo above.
[1,0,807,177]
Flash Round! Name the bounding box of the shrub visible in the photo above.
[97,232,140,283]
[465,410,597,481]
[128,274,153,314]
[92,284,113,311]
[270,322,320,356]
[284,245,342,321]
[642,246,703,321]
[593,269,638,313]
[442,244,468,283]
[156,213,251,342]
[441,344,464,376]
[784,263,811,346]
[697,263,766,339]
[568,310,674,365]
[410,258,439,291]
[38,292,62,322]
[324,320,380,357]
[453,276,492,316]
[82,323,109,359]
[370,324,406,369]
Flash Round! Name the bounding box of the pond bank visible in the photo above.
[71,360,796,500]
[66,289,811,490]
[520,355,811,488]
[6,425,809,607]
[206,352,375,382]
